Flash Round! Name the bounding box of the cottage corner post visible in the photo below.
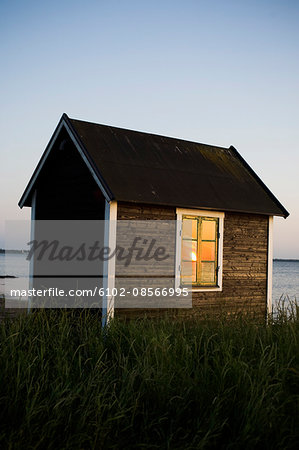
[267,216,274,319]
[28,189,37,313]
[102,200,117,327]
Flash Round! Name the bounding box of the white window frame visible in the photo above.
[175,208,224,292]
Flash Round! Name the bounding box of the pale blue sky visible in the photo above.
[1,0,298,257]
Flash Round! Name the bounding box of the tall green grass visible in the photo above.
[0,307,298,449]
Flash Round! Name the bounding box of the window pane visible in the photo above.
[181,261,197,283]
[182,240,197,261]
[180,215,219,286]
[200,241,216,261]
[200,262,215,284]
[201,219,216,241]
[182,218,197,239]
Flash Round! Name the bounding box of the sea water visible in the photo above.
[0,253,298,309]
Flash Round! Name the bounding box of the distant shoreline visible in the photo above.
[0,250,298,261]
[0,249,29,254]
[273,258,299,262]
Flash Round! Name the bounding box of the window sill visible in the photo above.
[186,286,222,292]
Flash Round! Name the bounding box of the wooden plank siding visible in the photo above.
[115,202,268,319]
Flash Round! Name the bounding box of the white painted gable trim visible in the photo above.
[19,116,111,208]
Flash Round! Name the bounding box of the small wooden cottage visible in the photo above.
[19,114,288,322]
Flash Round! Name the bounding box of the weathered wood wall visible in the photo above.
[115,202,268,319]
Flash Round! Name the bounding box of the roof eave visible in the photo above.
[116,198,288,218]
[229,146,289,219]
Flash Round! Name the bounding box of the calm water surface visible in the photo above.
[0,254,298,309]
[272,260,299,307]
[0,253,29,278]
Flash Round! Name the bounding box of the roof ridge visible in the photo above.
[67,115,229,151]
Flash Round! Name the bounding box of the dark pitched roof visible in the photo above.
[19,113,289,217]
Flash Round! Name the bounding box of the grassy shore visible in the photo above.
[0,307,298,449]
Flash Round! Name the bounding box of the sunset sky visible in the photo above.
[1,0,298,257]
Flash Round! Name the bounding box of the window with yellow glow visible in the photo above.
[181,215,219,286]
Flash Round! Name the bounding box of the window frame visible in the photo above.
[175,208,224,292]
